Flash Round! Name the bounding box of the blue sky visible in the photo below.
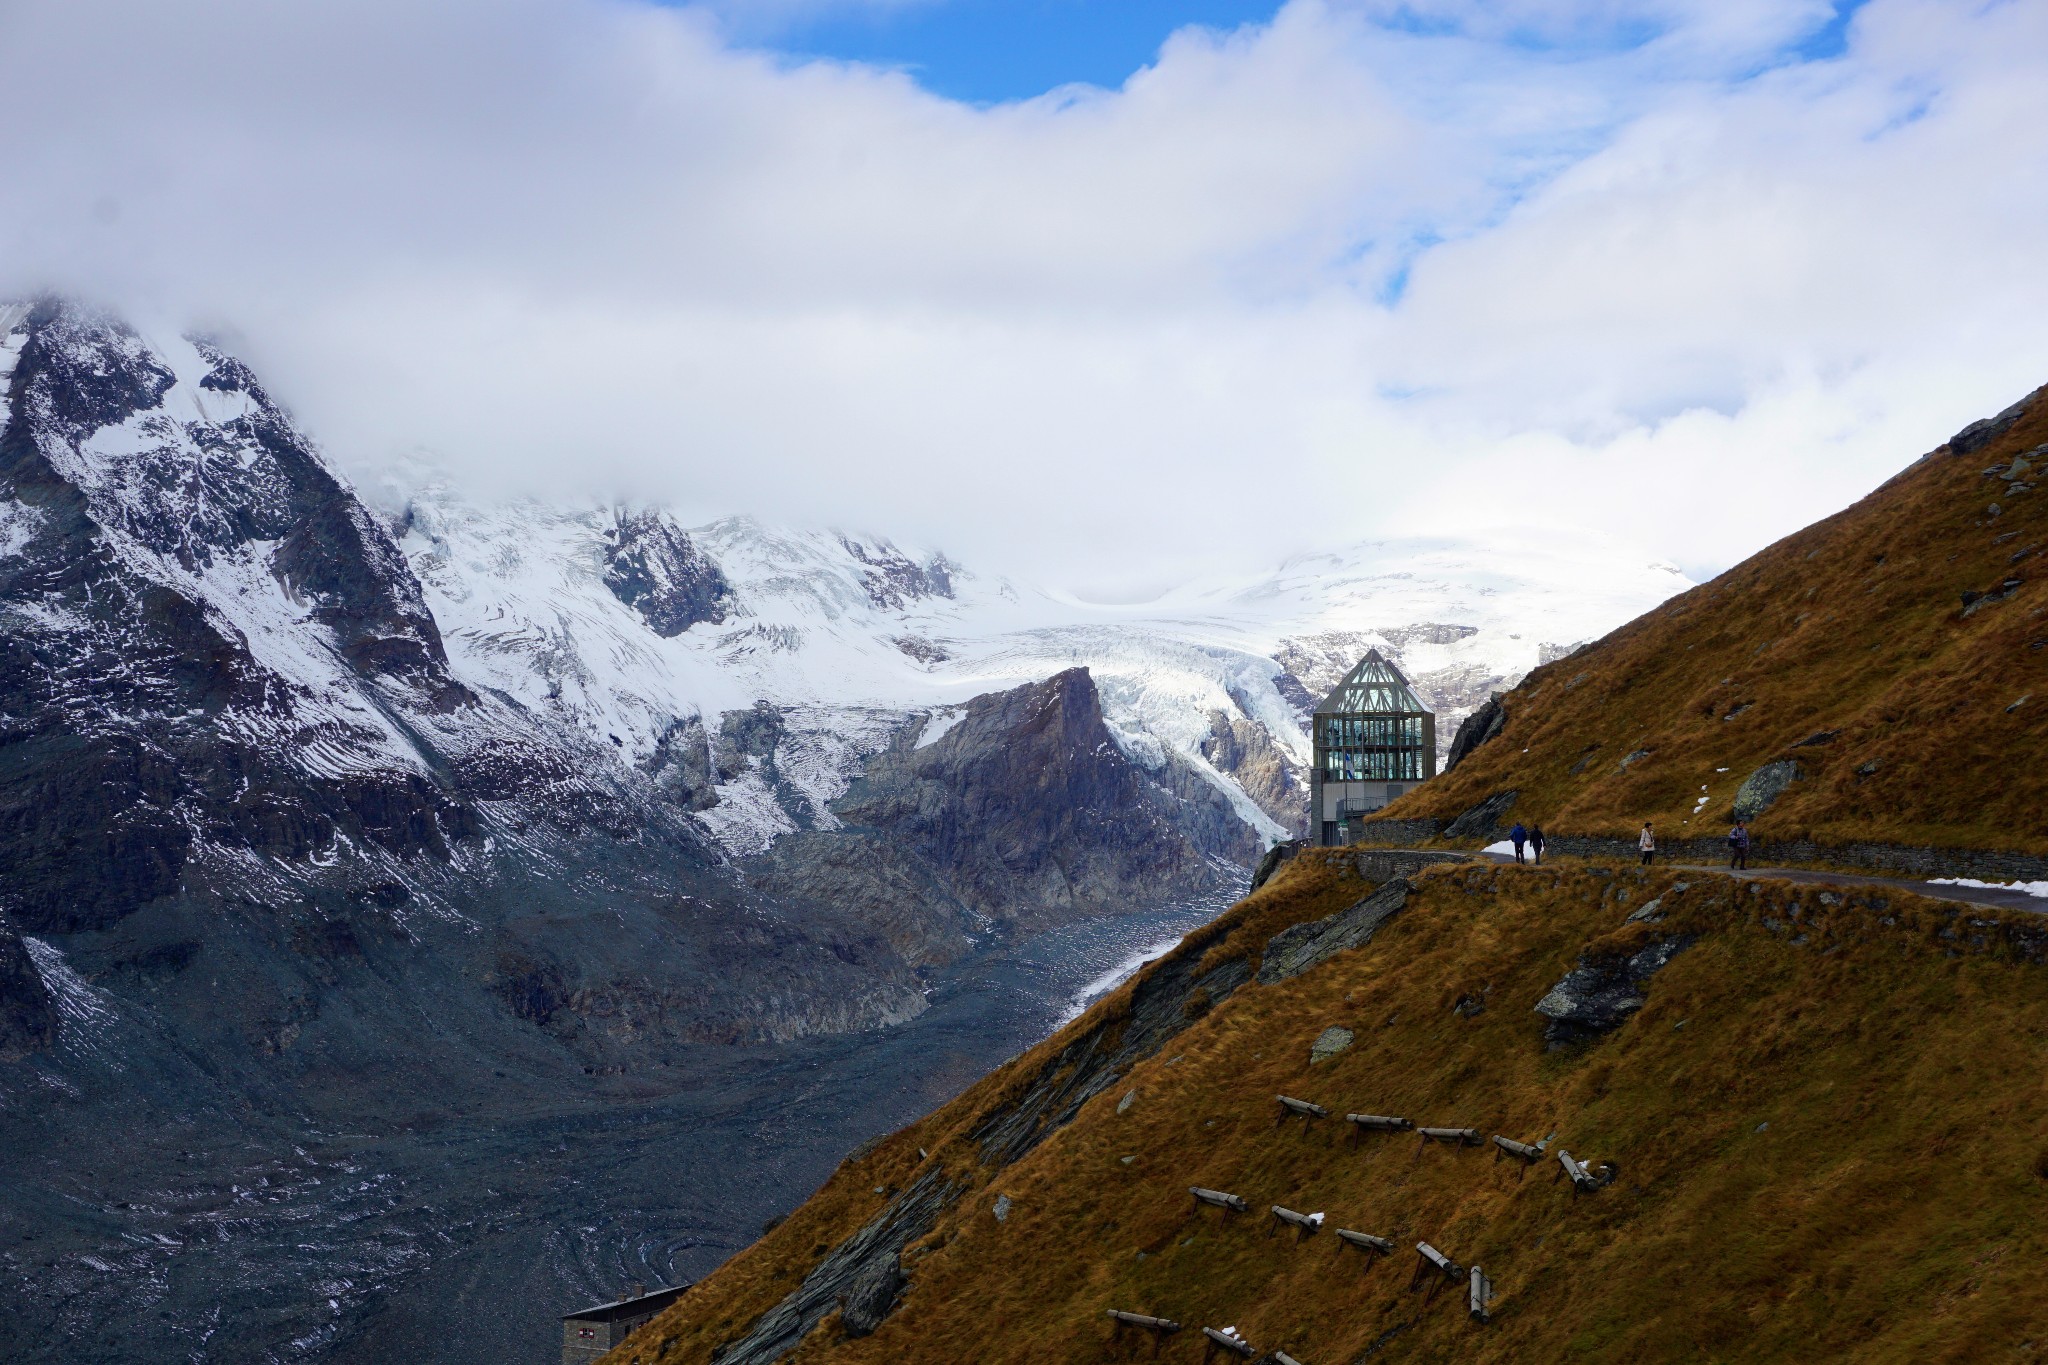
[752,0,1284,103]
[6,0,2043,590]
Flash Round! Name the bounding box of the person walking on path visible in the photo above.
[1531,824,1546,865]
[1638,822,1656,866]
[1728,821,1751,871]
[1509,821,1528,865]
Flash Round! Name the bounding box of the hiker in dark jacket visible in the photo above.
[1509,821,1528,865]
[1531,824,1546,865]
[1728,821,1751,870]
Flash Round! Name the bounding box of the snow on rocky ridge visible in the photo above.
[378,473,1693,855]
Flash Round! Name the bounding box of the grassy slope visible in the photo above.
[1374,388,2048,855]
[614,854,2048,1364]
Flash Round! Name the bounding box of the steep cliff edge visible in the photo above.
[1362,383,2048,874]
[610,852,2048,1365]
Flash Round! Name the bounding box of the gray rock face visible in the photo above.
[802,668,1248,940]
[1445,693,1506,772]
[1533,934,1694,1048]
[1948,387,2043,456]
[836,1250,906,1337]
[1444,791,1518,841]
[602,509,733,637]
[1258,879,1411,984]
[713,1170,954,1364]
[1310,1025,1354,1063]
[1732,760,1803,821]
[0,911,57,1057]
[1201,707,1308,836]
[837,535,955,610]
[1249,840,1302,892]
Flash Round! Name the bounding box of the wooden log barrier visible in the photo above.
[1108,1308,1181,1357]
[1274,1353,1306,1365]
[1408,1241,1464,1305]
[1344,1113,1413,1146]
[1414,1127,1481,1162]
[1268,1204,1323,1241]
[1200,1326,1257,1360]
[1334,1227,1393,1274]
[1276,1095,1329,1132]
[1491,1135,1544,1180]
[1106,1310,1181,1332]
[1190,1186,1250,1215]
[1468,1267,1493,1324]
[1554,1149,1615,1194]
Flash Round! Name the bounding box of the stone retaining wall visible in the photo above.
[1349,823,2048,883]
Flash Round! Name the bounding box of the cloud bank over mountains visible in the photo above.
[1,0,2042,593]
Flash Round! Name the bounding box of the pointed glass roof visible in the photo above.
[1315,648,1429,716]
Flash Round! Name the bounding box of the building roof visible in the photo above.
[563,1282,690,1323]
[1314,649,1431,717]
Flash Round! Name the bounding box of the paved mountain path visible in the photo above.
[1460,850,2048,916]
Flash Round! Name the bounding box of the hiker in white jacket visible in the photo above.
[1638,822,1656,866]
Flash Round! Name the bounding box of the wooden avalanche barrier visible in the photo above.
[1468,1267,1493,1324]
[1345,1113,1413,1146]
[1417,1126,1481,1146]
[1408,1241,1464,1304]
[1190,1186,1249,1215]
[1107,1308,1181,1354]
[1276,1095,1329,1131]
[1106,1310,1181,1332]
[1274,1353,1306,1365]
[1554,1149,1616,1193]
[1267,1204,1323,1240]
[1334,1228,1393,1272]
[1201,1326,1257,1359]
[1491,1134,1544,1179]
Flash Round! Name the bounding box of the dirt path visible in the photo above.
[1465,850,2047,916]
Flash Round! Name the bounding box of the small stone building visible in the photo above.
[562,1283,689,1364]
[1310,649,1437,846]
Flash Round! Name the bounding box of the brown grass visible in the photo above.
[1375,388,2048,855]
[616,855,2048,1364]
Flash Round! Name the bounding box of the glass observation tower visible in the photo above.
[1310,649,1437,847]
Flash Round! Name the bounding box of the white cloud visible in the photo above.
[0,0,2043,597]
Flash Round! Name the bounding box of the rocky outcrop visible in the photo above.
[603,509,734,637]
[0,911,57,1058]
[816,668,1246,935]
[1532,933,1693,1048]
[1443,790,1518,841]
[1201,707,1307,836]
[838,536,955,610]
[1250,840,1304,892]
[1947,386,2044,456]
[1257,879,1411,984]
[1732,761,1802,821]
[1444,693,1505,772]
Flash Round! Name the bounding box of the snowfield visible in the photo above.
[379,474,1693,857]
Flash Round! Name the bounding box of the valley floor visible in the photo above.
[0,892,1236,1365]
